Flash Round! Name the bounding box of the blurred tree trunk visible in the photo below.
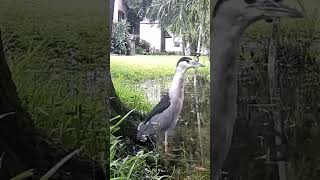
[160,27,166,52]
[109,0,143,140]
[267,19,287,180]
[0,31,104,179]
[188,33,196,55]
[182,35,186,55]
[110,0,114,28]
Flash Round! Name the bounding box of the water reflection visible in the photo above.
[138,79,170,105]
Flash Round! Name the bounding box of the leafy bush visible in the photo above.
[135,40,151,55]
[1,0,108,157]
[135,46,146,55]
[110,111,169,180]
[227,3,320,179]
[111,20,131,55]
[149,51,183,55]
[140,39,151,53]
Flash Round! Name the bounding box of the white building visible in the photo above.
[112,0,184,54]
[112,0,128,23]
[140,20,183,53]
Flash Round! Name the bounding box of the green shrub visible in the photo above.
[135,46,146,55]
[111,20,131,55]
[110,112,170,180]
[139,39,151,53]
[149,51,183,55]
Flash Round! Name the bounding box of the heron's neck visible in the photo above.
[169,68,187,101]
[212,17,244,85]
[211,17,244,177]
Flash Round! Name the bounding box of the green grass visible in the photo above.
[111,55,210,113]
[111,55,210,81]
[0,0,108,161]
[110,112,170,179]
[111,55,210,179]
[113,77,153,113]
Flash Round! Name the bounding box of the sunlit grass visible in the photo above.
[110,55,210,113]
[110,111,170,179]
[0,0,107,161]
[113,77,153,114]
[111,55,210,82]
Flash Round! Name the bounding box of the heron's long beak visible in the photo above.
[250,0,303,18]
[190,61,205,68]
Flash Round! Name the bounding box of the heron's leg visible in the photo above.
[147,135,156,149]
[164,131,168,153]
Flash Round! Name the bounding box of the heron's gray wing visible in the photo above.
[143,93,170,123]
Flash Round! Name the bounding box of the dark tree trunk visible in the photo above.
[0,31,105,179]
[109,0,143,141]
[160,27,166,52]
[188,33,197,56]
[182,34,187,56]
[110,0,114,28]
[267,19,287,180]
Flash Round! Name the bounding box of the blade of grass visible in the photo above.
[0,152,4,169]
[110,109,135,132]
[39,147,83,180]
[10,169,34,180]
[0,112,15,120]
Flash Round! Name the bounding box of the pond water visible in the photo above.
[137,73,210,178]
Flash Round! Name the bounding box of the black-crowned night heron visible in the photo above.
[137,57,204,152]
[211,0,303,179]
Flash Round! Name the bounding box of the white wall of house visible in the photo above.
[113,0,127,23]
[165,36,182,52]
[140,20,162,50]
[140,20,182,52]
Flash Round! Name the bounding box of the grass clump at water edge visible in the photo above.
[110,110,170,180]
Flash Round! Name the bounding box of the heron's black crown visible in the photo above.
[176,57,192,67]
[213,0,266,17]
[213,0,228,18]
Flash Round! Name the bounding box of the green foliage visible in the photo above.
[145,0,210,50]
[111,20,131,55]
[228,2,320,179]
[127,0,210,52]
[1,0,107,159]
[11,169,34,180]
[40,148,83,180]
[111,55,209,81]
[111,55,209,113]
[135,46,145,55]
[139,39,151,51]
[126,0,152,20]
[113,77,153,114]
[136,39,151,55]
[111,55,210,179]
[11,148,83,179]
[110,112,170,179]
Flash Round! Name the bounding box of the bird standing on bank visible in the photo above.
[137,57,204,152]
[211,0,303,179]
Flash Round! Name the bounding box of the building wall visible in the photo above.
[165,36,183,52]
[140,21,162,50]
[140,20,182,52]
[113,0,127,22]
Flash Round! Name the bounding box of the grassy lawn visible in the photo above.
[111,55,210,81]
[111,55,211,179]
[111,55,210,113]
[1,0,107,157]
